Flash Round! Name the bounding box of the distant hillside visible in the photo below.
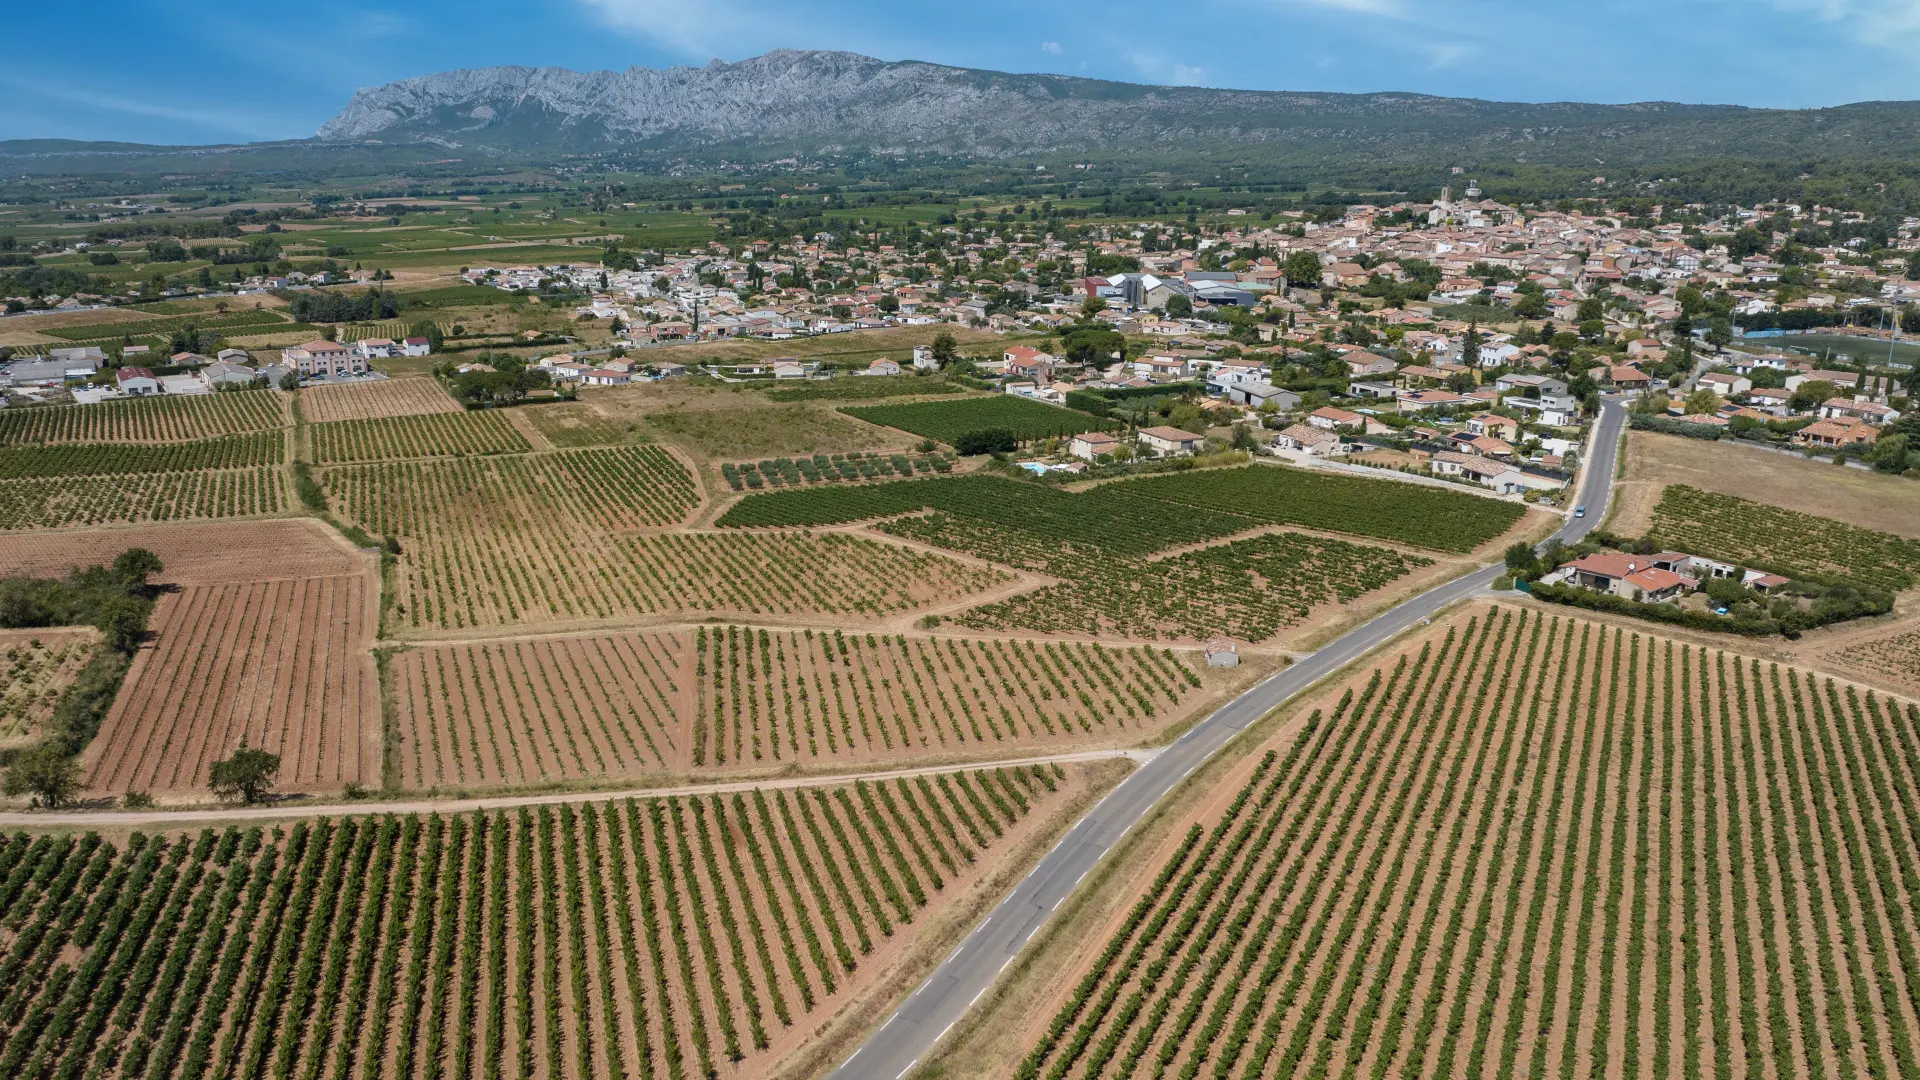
[310,49,1920,168]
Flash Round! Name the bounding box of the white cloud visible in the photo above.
[0,76,285,140]
[1041,40,1062,54]
[575,0,767,57]
[1125,52,1206,84]
[1172,64,1205,84]
[1295,0,1405,14]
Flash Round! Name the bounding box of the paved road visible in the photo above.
[833,398,1626,1079]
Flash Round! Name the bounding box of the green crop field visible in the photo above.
[883,512,1430,641]
[0,769,1081,1080]
[0,391,287,446]
[308,411,531,463]
[763,376,965,403]
[1648,484,1920,592]
[0,433,283,478]
[994,605,1920,1080]
[1119,464,1529,553]
[717,474,1259,555]
[0,467,288,529]
[843,396,1116,444]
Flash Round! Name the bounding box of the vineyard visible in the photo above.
[308,412,532,463]
[0,434,284,479]
[319,446,705,631]
[618,532,1010,619]
[881,513,1430,642]
[300,379,464,423]
[0,390,287,445]
[35,307,290,341]
[1649,484,1920,591]
[394,626,1212,788]
[85,574,381,795]
[718,474,1259,556]
[0,628,98,747]
[764,375,965,402]
[1829,627,1920,696]
[719,450,950,491]
[993,603,1920,1080]
[843,396,1117,444]
[0,765,1093,1080]
[0,468,288,530]
[1118,464,1529,553]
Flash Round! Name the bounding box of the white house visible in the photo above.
[1271,424,1345,457]
[863,358,902,376]
[281,340,366,378]
[1070,431,1123,461]
[912,344,939,371]
[1137,425,1203,457]
[355,338,397,359]
[402,337,433,357]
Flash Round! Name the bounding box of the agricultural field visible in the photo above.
[617,531,1010,620]
[308,411,531,463]
[719,449,950,490]
[32,307,290,342]
[1118,463,1530,553]
[763,375,965,402]
[1647,484,1920,592]
[0,467,288,530]
[299,378,463,423]
[85,574,381,796]
[0,390,287,445]
[950,603,1920,1080]
[393,626,1217,789]
[522,401,637,447]
[719,474,1259,556]
[640,402,897,460]
[320,446,703,630]
[0,433,283,478]
[843,396,1117,444]
[0,628,98,749]
[0,763,1106,1080]
[1613,431,1920,540]
[883,513,1431,642]
[1826,625,1920,696]
[0,518,369,584]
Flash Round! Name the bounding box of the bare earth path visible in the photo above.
[0,747,1157,828]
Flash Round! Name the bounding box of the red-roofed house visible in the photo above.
[116,366,159,396]
[1563,552,1698,603]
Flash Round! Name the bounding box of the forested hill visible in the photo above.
[310,49,1920,168]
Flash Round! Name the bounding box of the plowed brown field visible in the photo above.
[0,518,370,584]
[85,573,380,795]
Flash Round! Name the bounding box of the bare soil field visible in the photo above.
[0,517,369,584]
[0,761,1121,1080]
[940,599,1920,1080]
[1612,430,1920,538]
[300,377,464,423]
[85,573,380,796]
[0,627,98,749]
[392,625,1253,791]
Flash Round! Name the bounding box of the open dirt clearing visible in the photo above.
[84,573,380,796]
[1612,430,1920,538]
[942,599,1920,1080]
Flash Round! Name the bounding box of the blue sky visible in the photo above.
[6,0,1920,144]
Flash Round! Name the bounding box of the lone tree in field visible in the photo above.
[3,743,81,809]
[209,741,281,804]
